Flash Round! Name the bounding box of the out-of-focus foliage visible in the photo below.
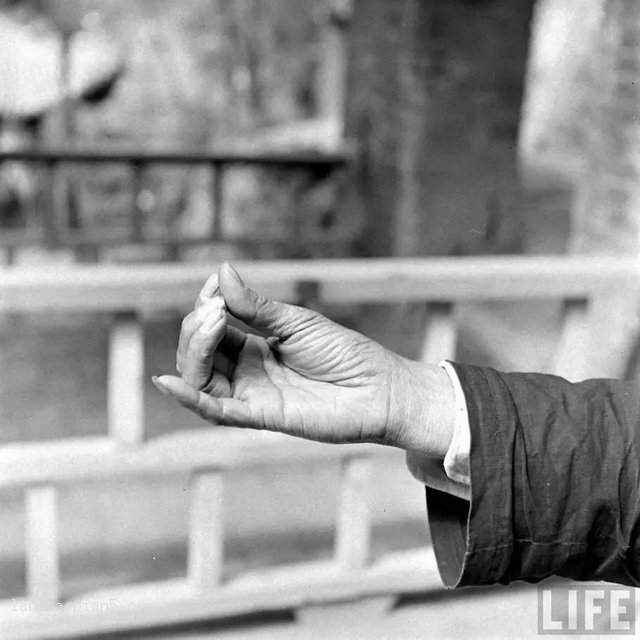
[0,15,122,118]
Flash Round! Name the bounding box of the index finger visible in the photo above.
[195,273,220,310]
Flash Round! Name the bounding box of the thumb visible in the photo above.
[218,262,315,339]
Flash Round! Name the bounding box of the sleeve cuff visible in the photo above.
[427,362,515,588]
[439,361,471,486]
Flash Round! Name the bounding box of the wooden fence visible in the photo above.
[0,147,352,263]
[0,255,638,638]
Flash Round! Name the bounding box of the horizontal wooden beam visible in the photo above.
[0,549,441,639]
[0,431,389,489]
[0,147,353,166]
[2,256,639,313]
[0,228,354,250]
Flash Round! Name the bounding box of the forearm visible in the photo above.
[406,360,471,500]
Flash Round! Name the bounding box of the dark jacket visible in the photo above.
[428,362,640,588]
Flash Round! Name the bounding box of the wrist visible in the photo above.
[387,357,456,457]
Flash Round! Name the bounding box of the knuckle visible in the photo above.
[283,306,322,336]
[181,314,195,332]
[291,304,317,324]
[253,293,271,317]
[187,332,207,356]
[199,339,218,358]
[195,395,211,420]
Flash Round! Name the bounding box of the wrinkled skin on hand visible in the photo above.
[154,263,454,454]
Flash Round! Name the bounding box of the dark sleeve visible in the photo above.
[426,362,640,588]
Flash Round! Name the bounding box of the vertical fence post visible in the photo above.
[210,162,225,241]
[188,471,224,591]
[334,456,373,572]
[3,245,15,267]
[25,486,60,610]
[108,311,145,444]
[43,159,61,249]
[130,161,145,243]
[317,2,348,121]
[419,301,456,363]
[552,297,591,380]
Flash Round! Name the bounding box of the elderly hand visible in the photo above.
[153,263,454,455]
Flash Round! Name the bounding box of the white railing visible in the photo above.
[1,255,637,639]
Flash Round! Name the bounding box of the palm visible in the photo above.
[228,321,394,444]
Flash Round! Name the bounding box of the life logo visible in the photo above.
[538,584,636,635]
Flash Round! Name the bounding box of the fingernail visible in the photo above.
[152,376,171,397]
[199,273,220,300]
[198,287,220,306]
[222,262,244,286]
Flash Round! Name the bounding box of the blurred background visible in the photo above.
[1,0,639,638]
